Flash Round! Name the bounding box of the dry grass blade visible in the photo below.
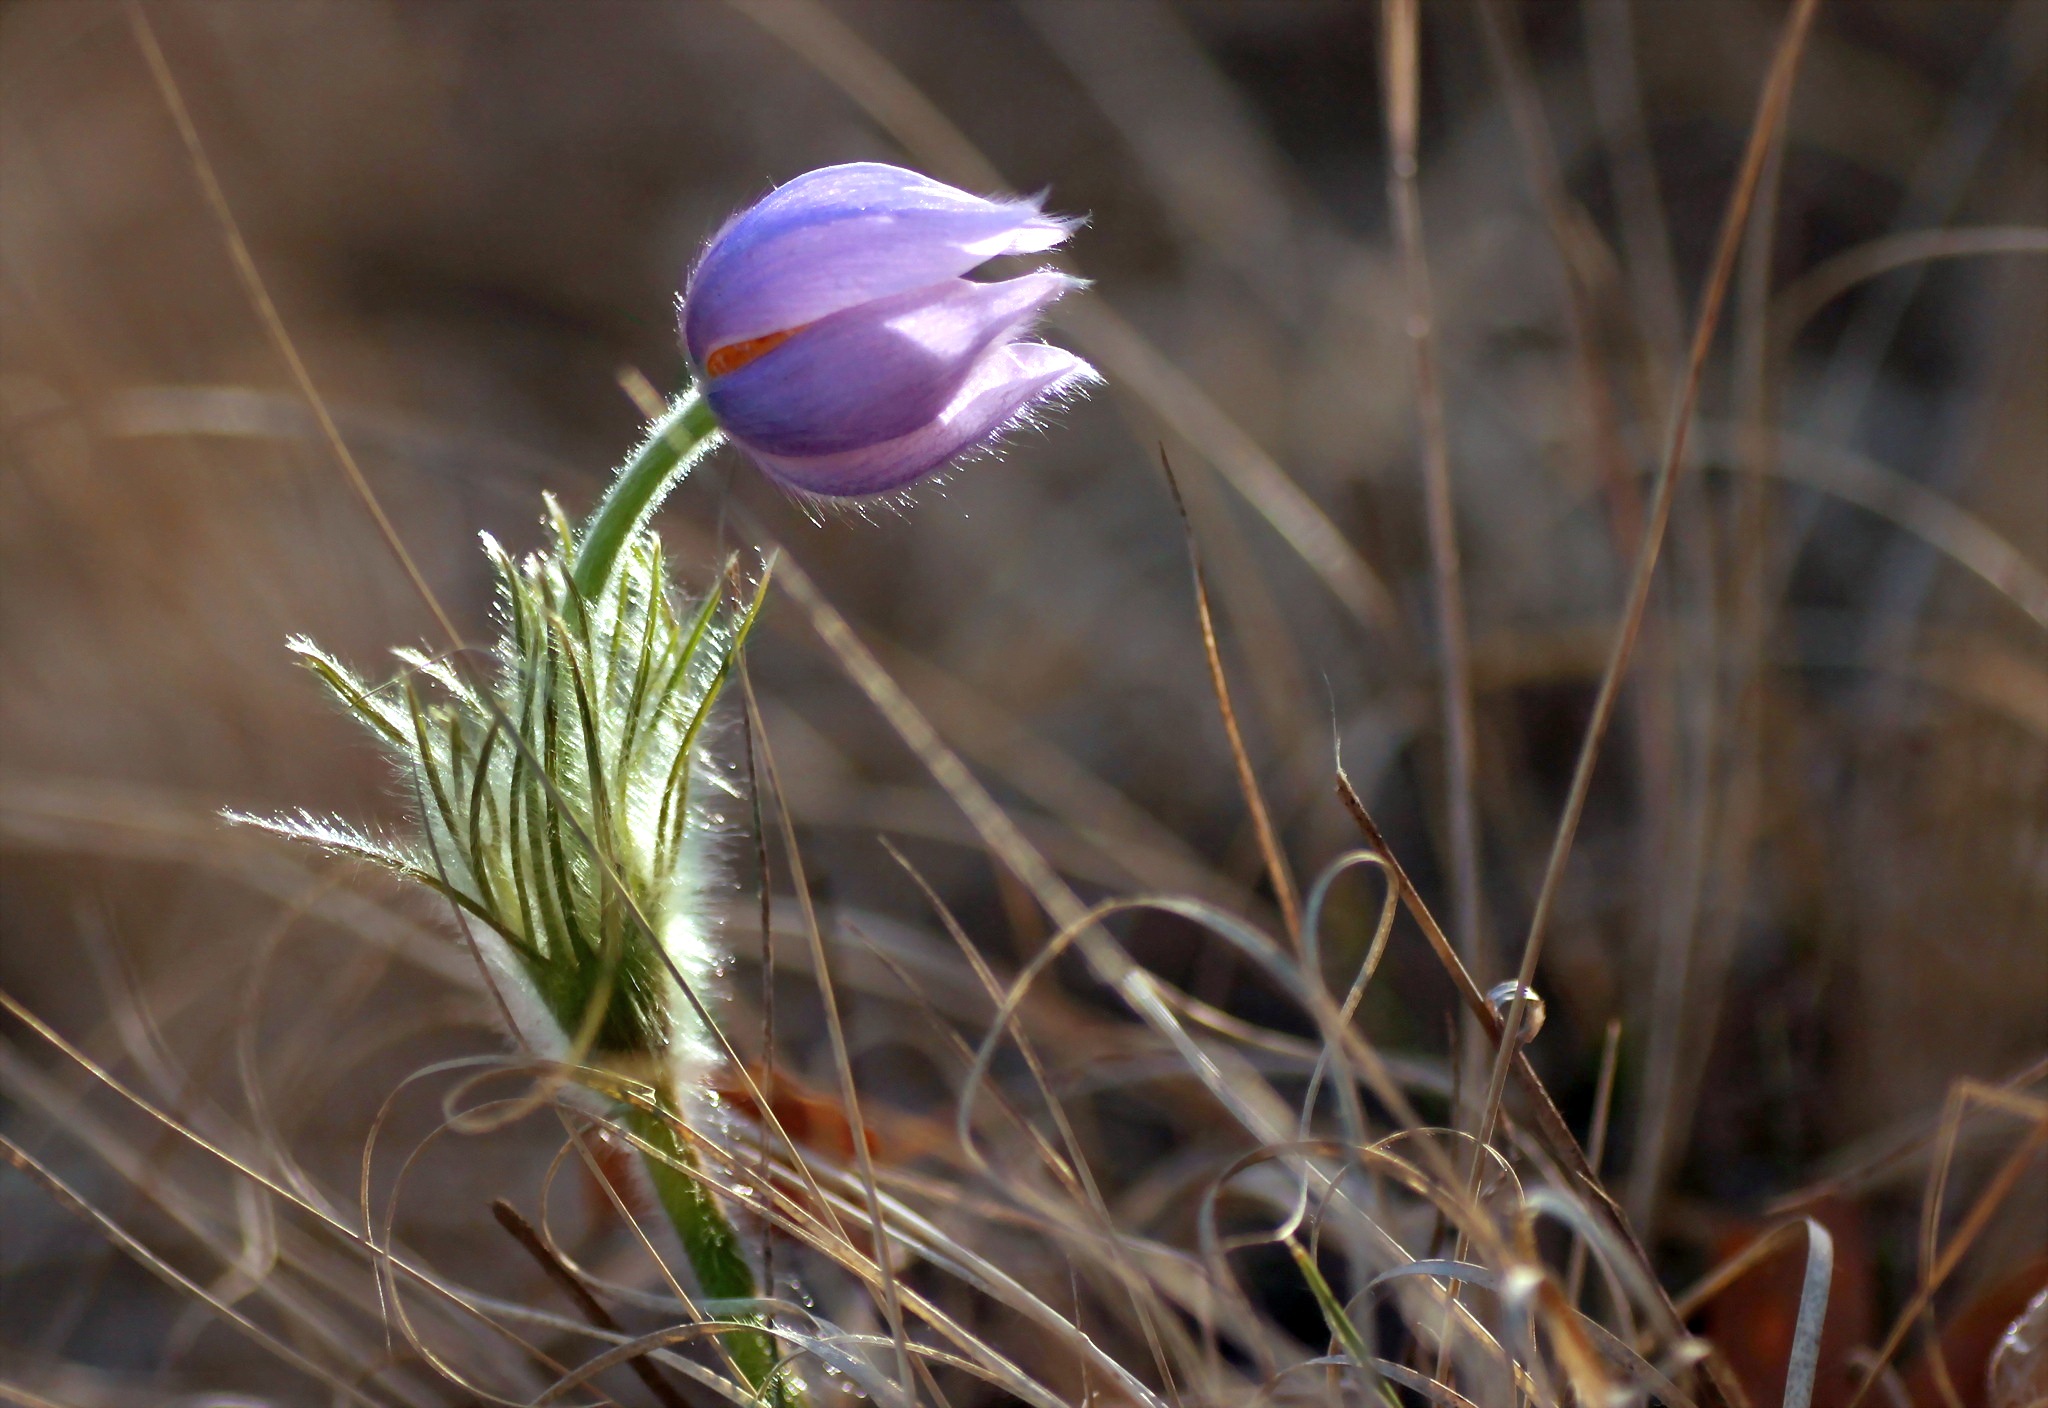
[755,536,1089,947]
[1329,772,1693,1348]
[124,1,462,652]
[1160,451,1301,942]
[0,1134,394,1408]
[1790,1224,1838,1408]
[1,989,572,1387]
[1846,1087,2048,1407]
[875,840,1155,1278]
[0,1039,428,1403]
[1699,426,2048,635]
[1382,0,1485,978]
[874,649,1241,910]
[1625,70,1792,1242]
[1671,1218,1836,1408]
[741,671,922,1406]
[1582,0,1688,378]
[865,861,1193,1403]
[0,1380,70,1408]
[1774,226,2048,342]
[1565,1017,1623,1309]
[1768,1057,2048,1211]
[1477,0,1825,1181]
[1056,301,1400,633]
[491,1198,689,1408]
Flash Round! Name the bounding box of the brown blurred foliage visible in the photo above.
[3,0,2044,1401]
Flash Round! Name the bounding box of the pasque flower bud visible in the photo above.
[682,162,1096,496]
[240,163,1101,1408]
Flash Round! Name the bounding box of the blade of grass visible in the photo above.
[1474,0,1824,1185]
[1784,1221,1835,1408]
[492,1198,690,1408]
[1479,13,1708,1163]
[1628,101,1791,1235]
[1845,1088,2048,1407]
[1,1133,399,1408]
[740,671,922,1408]
[1382,0,1485,983]
[1161,452,1301,942]
[858,856,1198,1396]
[1565,1016,1623,1310]
[1774,226,2048,342]
[1330,771,1715,1390]
[1582,0,1688,380]
[125,2,462,653]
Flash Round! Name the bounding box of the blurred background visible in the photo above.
[3,1,2044,1404]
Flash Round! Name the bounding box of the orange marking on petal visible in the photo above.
[704,325,803,378]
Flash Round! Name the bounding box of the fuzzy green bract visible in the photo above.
[237,390,806,1403]
[246,505,762,1073]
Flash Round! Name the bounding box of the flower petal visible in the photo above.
[683,163,1077,363]
[735,341,1098,498]
[702,271,1076,457]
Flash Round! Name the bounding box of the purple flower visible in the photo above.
[681,163,1096,497]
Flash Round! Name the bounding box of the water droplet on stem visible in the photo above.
[1485,980,1547,1044]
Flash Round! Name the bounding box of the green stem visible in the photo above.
[625,1095,799,1405]
[572,389,724,600]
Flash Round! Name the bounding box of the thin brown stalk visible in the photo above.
[1766,1055,2048,1210]
[1382,0,1485,980]
[740,676,780,1296]
[819,639,1240,905]
[0,1379,68,1408]
[492,1198,688,1408]
[1330,771,1715,1384]
[1476,8,1701,1119]
[1845,1100,2048,1407]
[1474,0,1824,1166]
[740,672,921,1405]
[1,988,576,1378]
[1161,454,1301,942]
[0,1038,426,1402]
[1566,1017,1624,1309]
[1,1134,397,1408]
[1582,0,1689,380]
[1628,108,1791,1235]
[1773,226,2048,353]
[874,841,1090,1201]
[1474,0,1701,1008]
[124,3,461,653]
[871,845,1201,1394]
[1162,452,1324,850]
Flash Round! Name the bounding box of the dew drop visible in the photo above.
[1989,1284,2047,1408]
[1485,980,1547,1044]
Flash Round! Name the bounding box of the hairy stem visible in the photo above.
[625,1095,796,1405]
[573,390,724,599]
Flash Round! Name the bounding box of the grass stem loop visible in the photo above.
[574,390,725,599]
